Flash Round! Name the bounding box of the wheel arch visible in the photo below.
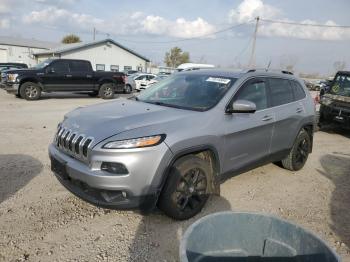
[98,77,116,87]
[19,78,43,92]
[296,123,314,153]
[157,145,221,197]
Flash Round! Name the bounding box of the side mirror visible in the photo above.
[226,100,256,114]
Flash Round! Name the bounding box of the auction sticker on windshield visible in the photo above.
[206,77,231,85]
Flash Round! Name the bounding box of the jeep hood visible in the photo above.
[62,99,196,143]
[324,93,350,104]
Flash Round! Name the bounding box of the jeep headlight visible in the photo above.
[103,135,165,149]
[7,73,18,82]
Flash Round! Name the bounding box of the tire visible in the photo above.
[124,84,132,94]
[158,155,211,220]
[281,129,311,171]
[19,82,41,100]
[98,83,115,99]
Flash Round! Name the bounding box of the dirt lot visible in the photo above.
[0,90,349,262]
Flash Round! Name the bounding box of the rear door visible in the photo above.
[68,60,94,91]
[268,78,305,154]
[42,60,70,91]
[222,77,275,174]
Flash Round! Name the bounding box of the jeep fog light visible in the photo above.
[101,162,129,175]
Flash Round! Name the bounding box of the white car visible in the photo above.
[145,75,169,88]
[133,73,157,91]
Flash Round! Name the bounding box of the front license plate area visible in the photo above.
[51,157,69,180]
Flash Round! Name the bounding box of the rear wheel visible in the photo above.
[281,129,311,171]
[20,82,41,100]
[158,155,210,220]
[99,83,115,99]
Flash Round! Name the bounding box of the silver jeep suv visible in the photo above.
[49,69,315,220]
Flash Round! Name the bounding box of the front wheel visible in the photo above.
[19,82,41,100]
[158,155,210,220]
[281,129,311,171]
[99,83,115,99]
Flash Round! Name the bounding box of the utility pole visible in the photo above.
[93,27,96,41]
[248,16,259,68]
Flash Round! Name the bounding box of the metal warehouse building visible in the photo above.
[0,36,58,67]
[34,39,150,72]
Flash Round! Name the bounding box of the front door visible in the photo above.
[222,78,275,175]
[42,60,70,91]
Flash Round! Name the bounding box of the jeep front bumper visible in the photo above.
[48,142,173,211]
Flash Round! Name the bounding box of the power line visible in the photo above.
[95,20,254,44]
[260,18,350,28]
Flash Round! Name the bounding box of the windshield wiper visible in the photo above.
[144,101,189,110]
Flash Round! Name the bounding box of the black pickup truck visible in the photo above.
[0,58,128,100]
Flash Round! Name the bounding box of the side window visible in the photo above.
[235,79,268,111]
[269,78,294,106]
[110,65,119,72]
[51,61,69,73]
[96,64,105,71]
[124,66,132,72]
[135,75,146,81]
[291,81,306,101]
[70,61,90,72]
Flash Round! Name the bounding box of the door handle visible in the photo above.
[66,74,72,77]
[262,115,273,121]
[86,75,92,78]
[296,108,303,113]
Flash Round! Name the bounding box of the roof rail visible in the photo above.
[245,68,294,75]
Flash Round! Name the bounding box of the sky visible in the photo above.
[0,0,350,75]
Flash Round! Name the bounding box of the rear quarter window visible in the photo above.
[268,78,294,106]
[291,80,306,101]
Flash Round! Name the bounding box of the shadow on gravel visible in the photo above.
[317,153,350,248]
[0,154,43,203]
[319,126,350,139]
[128,196,231,261]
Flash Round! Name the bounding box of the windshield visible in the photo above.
[330,74,350,97]
[137,73,237,111]
[32,59,52,69]
[154,75,168,81]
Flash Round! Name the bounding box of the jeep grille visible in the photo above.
[55,126,94,160]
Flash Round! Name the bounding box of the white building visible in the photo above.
[0,36,58,67]
[34,39,150,72]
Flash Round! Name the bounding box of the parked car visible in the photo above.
[145,74,169,88]
[1,59,127,100]
[0,62,28,72]
[176,63,215,72]
[319,71,350,129]
[133,73,157,91]
[125,75,136,93]
[0,63,28,84]
[319,79,333,97]
[303,79,315,90]
[49,69,315,220]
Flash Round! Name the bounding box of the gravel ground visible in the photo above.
[0,90,349,262]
